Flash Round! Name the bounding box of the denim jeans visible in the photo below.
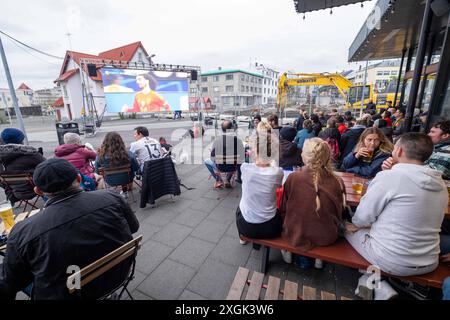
[443,277,450,300]
[204,158,233,182]
[441,234,450,255]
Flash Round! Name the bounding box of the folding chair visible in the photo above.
[99,165,140,202]
[214,155,240,188]
[0,173,42,213]
[67,235,143,300]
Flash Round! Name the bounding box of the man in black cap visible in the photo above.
[0,158,139,300]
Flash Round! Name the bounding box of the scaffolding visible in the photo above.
[78,58,201,135]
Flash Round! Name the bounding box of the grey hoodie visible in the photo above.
[352,163,447,267]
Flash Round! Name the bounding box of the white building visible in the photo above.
[54,42,152,121]
[0,83,34,109]
[250,63,279,106]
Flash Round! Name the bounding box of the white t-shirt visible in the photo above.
[130,137,162,165]
[239,163,283,224]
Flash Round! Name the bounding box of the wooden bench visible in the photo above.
[226,267,352,300]
[240,236,450,289]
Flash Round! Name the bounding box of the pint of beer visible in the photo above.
[0,201,15,231]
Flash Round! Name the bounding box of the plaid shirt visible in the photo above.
[425,140,450,180]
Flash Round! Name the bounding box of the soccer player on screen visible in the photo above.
[121,73,170,113]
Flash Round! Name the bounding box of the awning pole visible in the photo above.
[399,43,415,107]
[416,33,436,112]
[405,0,433,132]
[393,48,407,108]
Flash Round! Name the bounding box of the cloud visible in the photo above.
[0,0,376,90]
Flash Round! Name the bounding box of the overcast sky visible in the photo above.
[0,0,376,90]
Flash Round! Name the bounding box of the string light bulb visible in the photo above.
[330,8,333,15]
[303,13,306,20]
[361,2,364,8]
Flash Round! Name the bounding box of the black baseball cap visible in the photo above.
[33,158,79,193]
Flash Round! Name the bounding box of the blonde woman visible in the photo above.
[281,138,345,265]
[342,127,394,178]
[236,130,283,243]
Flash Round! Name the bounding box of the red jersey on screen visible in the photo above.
[127,91,170,112]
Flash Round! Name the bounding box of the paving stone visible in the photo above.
[169,236,216,269]
[189,197,222,213]
[172,208,209,228]
[219,195,241,210]
[137,259,196,300]
[225,222,239,239]
[209,236,252,267]
[191,219,230,244]
[152,222,193,248]
[187,258,238,300]
[129,289,153,300]
[127,269,148,293]
[178,290,207,300]
[245,256,261,272]
[207,205,236,225]
[135,240,174,275]
[140,208,179,227]
[136,221,162,244]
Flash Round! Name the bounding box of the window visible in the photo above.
[223,97,231,105]
[391,71,398,76]
[202,76,208,82]
[241,85,245,91]
[226,86,234,92]
[213,97,220,103]
[383,71,390,76]
[240,74,245,81]
[264,88,266,94]
[246,75,249,82]
[138,52,143,62]
[250,77,254,83]
[213,86,220,92]
[259,79,262,84]
[377,71,383,76]
[226,74,234,80]
[201,87,208,93]
[264,79,267,85]
[246,86,249,92]
[250,87,254,92]
[190,88,197,93]
[213,76,219,82]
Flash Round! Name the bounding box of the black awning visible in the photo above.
[294,0,371,14]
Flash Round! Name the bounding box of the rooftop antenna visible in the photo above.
[66,32,73,51]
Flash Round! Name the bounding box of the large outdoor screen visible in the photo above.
[101,68,189,113]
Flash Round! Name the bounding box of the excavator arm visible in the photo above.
[277,72,354,113]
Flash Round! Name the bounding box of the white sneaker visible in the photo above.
[355,274,374,300]
[374,280,398,300]
[239,239,247,245]
[281,250,292,264]
[314,259,324,269]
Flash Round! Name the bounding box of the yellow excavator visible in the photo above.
[277,72,374,113]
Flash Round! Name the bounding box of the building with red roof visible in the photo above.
[54,42,152,120]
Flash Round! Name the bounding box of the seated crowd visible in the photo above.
[214,108,450,300]
[0,125,171,299]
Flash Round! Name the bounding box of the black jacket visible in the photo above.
[339,126,366,161]
[0,189,139,300]
[279,139,302,169]
[0,144,45,201]
[140,157,181,208]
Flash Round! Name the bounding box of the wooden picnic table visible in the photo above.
[0,209,41,255]
[334,171,450,219]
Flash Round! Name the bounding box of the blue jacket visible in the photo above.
[342,150,390,178]
[95,151,139,186]
[294,129,315,149]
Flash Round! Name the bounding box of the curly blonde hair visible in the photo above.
[302,138,340,215]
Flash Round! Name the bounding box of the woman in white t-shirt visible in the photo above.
[236,129,284,241]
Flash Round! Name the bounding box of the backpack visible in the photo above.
[326,137,340,162]
[80,173,96,191]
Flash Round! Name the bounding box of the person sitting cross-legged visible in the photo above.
[0,158,139,300]
[204,120,245,188]
[345,133,448,300]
